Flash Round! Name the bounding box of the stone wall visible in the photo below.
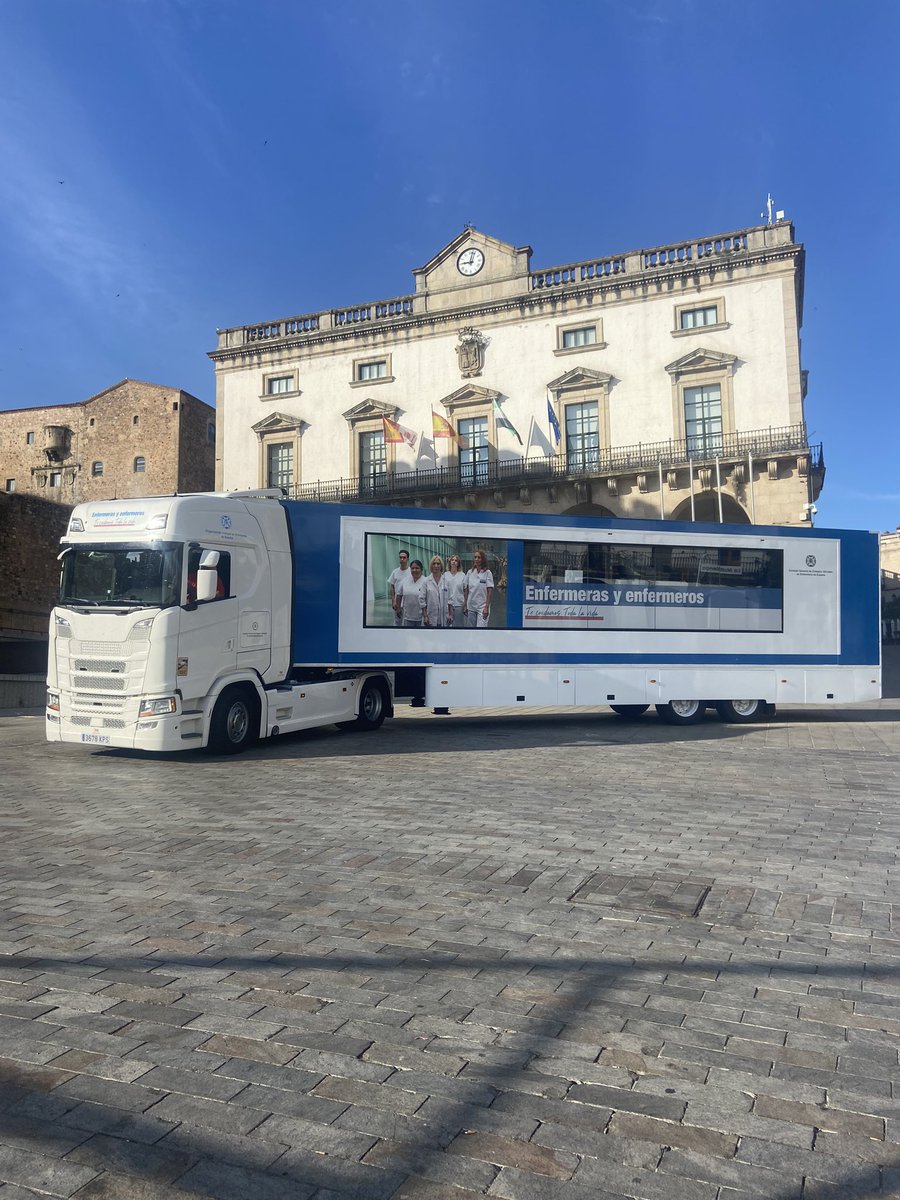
[0,492,70,639]
[0,379,216,505]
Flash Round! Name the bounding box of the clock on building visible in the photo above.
[457,247,485,276]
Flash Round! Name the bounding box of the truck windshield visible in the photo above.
[59,542,183,609]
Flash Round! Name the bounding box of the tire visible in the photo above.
[655,699,704,725]
[715,699,764,723]
[609,704,649,719]
[207,685,260,754]
[338,678,388,732]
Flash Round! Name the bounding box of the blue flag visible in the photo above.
[547,397,561,447]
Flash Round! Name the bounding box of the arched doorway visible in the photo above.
[671,491,750,525]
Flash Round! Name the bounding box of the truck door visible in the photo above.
[178,547,237,701]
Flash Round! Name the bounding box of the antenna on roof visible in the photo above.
[760,193,774,225]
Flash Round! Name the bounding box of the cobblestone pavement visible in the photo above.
[0,672,899,1199]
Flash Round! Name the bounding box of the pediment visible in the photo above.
[548,367,614,394]
[251,411,305,436]
[439,383,500,411]
[415,228,530,276]
[665,347,738,376]
[342,399,398,423]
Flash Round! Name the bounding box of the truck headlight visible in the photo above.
[138,696,177,717]
[47,691,60,712]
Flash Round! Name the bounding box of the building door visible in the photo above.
[359,430,387,497]
[266,442,294,491]
[565,401,599,472]
[684,385,723,456]
[458,416,489,487]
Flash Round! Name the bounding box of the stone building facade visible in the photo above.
[0,379,215,648]
[211,219,823,526]
[0,379,216,507]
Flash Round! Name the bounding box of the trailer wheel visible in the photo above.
[715,699,764,723]
[338,678,389,732]
[207,685,260,754]
[609,704,649,719]
[656,699,704,725]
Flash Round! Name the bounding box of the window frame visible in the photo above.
[672,297,727,336]
[133,456,146,473]
[91,461,104,477]
[666,351,737,453]
[261,369,300,399]
[265,441,295,491]
[48,471,62,488]
[350,354,394,387]
[555,319,605,356]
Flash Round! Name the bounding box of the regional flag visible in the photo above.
[492,399,523,446]
[383,417,418,449]
[547,396,561,447]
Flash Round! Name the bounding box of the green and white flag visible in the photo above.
[492,399,523,446]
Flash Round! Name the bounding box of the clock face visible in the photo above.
[457,247,485,276]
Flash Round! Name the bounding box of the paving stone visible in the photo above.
[0,1143,100,1196]
[446,1130,576,1180]
[63,1133,198,1184]
[5,690,900,1200]
[363,1137,500,1190]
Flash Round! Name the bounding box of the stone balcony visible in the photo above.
[289,423,823,522]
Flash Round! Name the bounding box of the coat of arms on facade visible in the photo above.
[456,327,488,379]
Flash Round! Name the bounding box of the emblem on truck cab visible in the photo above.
[221,516,232,529]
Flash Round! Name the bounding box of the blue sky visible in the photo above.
[1,0,897,531]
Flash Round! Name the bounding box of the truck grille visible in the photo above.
[70,715,127,729]
[72,675,126,691]
[73,659,127,674]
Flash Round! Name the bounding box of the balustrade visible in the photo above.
[290,425,821,505]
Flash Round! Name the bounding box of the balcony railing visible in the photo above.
[290,424,822,505]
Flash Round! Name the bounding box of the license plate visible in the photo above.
[80,733,110,745]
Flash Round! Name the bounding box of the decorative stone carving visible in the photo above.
[545,485,557,505]
[767,459,778,481]
[519,487,532,505]
[732,462,746,486]
[606,478,618,497]
[637,474,648,494]
[667,470,678,491]
[575,480,592,504]
[464,492,478,508]
[796,455,808,478]
[456,327,488,378]
[492,490,506,508]
[698,468,712,490]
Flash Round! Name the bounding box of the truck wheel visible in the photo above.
[208,685,259,754]
[715,699,763,723]
[338,678,388,732]
[609,704,649,718]
[655,699,704,725]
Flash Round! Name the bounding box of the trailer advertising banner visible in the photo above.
[365,533,509,629]
[522,540,783,632]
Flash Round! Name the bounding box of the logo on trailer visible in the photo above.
[221,516,232,530]
[806,554,817,567]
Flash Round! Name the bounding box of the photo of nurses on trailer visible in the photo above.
[365,532,509,629]
[523,540,783,632]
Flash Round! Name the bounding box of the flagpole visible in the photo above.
[524,415,535,460]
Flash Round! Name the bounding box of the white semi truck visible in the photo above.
[46,490,881,753]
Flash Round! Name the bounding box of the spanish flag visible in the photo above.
[382,417,418,449]
[432,411,456,439]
